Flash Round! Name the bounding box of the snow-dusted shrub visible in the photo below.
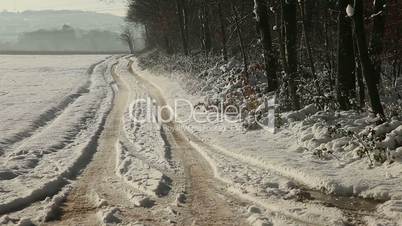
[138,51,276,130]
[326,121,402,165]
[381,75,402,119]
[277,66,339,113]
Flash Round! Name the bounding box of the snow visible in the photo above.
[282,104,318,122]
[97,207,122,225]
[175,193,186,204]
[346,4,354,17]
[2,54,401,224]
[0,56,95,152]
[39,185,72,222]
[377,200,402,223]
[131,56,402,225]
[130,59,347,225]
[247,213,273,226]
[117,142,171,198]
[0,55,114,216]
[114,58,172,199]
[16,218,33,226]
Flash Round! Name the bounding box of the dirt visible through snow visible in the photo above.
[3,56,400,226]
[44,59,247,226]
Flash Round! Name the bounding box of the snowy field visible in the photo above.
[0,55,107,150]
[0,55,114,220]
[1,54,401,225]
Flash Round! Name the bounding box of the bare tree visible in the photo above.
[336,0,356,110]
[200,0,212,54]
[351,0,385,118]
[254,0,278,91]
[176,0,189,55]
[369,0,386,83]
[283,0,300,110]
[299,0,321,95]
[232,3,248,74]
[121,27,135,54]
[217,0,228,61]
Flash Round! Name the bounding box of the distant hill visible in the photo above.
[0,10,124,42]
[0,24,146,53]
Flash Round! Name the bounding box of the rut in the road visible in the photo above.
[46,59,248,226]
[132,67,247,226]
[46,62,130,225]
[47,62,163,226]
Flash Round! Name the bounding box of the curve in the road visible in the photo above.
[130,61,250,226]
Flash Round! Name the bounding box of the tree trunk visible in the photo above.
[276,4,287,72]
[232,4,248,74]
[356,58,365,109]
[336,0,356,110]
[352,0,385,118]
[299,0,321,95]
[164,34,172,54]
[201,0,211,53]
[298,0,316,79]
[144,25,150,48]
[393,58,401,88]
[398,63,402,88]
[254,0,278,91]
[217,1,228,61]
[283,0,300,110]
[324,12,335,92]
[128,39,135,54]
[176,0,189,55]
[303,0,314,33]
[369,0,386,83]
[323,9,333,76]
[353,31,365,109]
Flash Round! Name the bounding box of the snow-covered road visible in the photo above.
[50,57,250,226]
[1,55,401,225]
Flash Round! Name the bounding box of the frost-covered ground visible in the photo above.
[0,55,106,151]
[131,56,402,225]
[0,55,247,225]
[0,55,114,220]
[1,54,401,225]
[116,58,173,199]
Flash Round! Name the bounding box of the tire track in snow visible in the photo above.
[129,57,388,226]
[48,59,168,226]
[0,60,106,157]
[0,60,114,216]
[130,63,249,226]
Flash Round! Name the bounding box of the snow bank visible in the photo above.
[188,139,345,225]
[282,104,318,122]
[378,200,402,220]
[97,207,122,225]
[39,185,73,222]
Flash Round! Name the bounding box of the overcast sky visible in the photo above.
[0,0,127,16]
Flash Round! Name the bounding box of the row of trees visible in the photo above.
[126,0,401,118]
[13,25,127,52]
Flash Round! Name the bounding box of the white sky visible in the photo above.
[0,0,127,16]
